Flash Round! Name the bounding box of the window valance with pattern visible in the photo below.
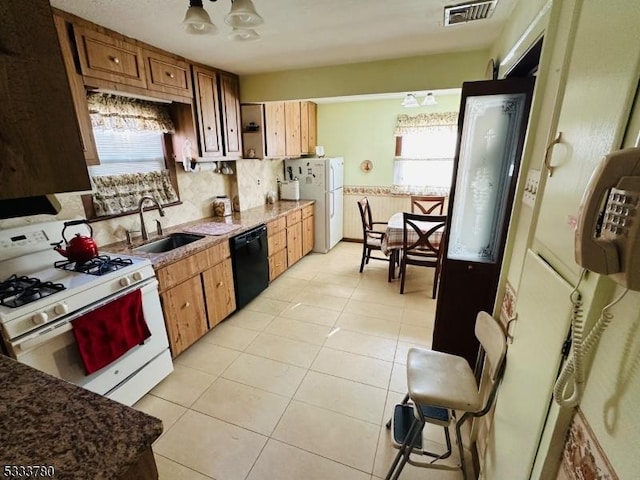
[91,170,178,217]
[394,112,458,136]
[87,93,175,133]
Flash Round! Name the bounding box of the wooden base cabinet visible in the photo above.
[156,241,235,358]
[286,209,303,267]
[267,217,287,281]
[203,258,235,328]
[302,205,314,255]
[160,275,208,358]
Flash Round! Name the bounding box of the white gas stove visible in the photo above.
[0,220,173,406]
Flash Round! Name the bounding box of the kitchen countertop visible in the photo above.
[103,200,315,270]
[0,355,162,479]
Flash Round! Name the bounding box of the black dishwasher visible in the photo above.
[230,224,270,309]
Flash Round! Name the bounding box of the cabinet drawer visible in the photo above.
[156,250,209,292]
[302,204,314,219]
[204,241,230,266]
[144,50,192,97]
[286,210,302,226]
[267,217,286,235]
[269,249,287,281]
[268,230,287,255]
[74,27,146,88]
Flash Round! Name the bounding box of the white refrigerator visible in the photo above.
[284,157,343,253]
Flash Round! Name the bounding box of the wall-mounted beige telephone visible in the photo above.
[555,147,640,408]
[575,147,640,290]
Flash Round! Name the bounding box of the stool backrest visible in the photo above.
[475,311,507,382]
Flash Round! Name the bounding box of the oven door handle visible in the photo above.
[13,278,159,352]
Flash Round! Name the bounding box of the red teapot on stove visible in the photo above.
[53,220,99,263]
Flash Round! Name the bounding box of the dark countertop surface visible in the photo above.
[0,354,162,480]
[103,200,314,270]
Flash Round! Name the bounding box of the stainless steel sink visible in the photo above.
[132,233,205,254]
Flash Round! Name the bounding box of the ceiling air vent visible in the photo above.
[444,0,498,26]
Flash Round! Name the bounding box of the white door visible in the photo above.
[483,251,574,479]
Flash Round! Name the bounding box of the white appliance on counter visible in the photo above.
[284,157,344,253]
[0,221,173,406]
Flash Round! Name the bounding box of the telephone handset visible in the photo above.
[575,147,640,290]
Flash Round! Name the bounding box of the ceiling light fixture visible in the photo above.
[225,0,264,28]
[182,0,217,35]
[228,27,261,42]
[182,0,264,41]
[422,92,437,106]
[401,93,420,108]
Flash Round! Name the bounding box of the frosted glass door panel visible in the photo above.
[448,93,529,263]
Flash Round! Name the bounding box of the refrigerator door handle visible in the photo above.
[329,191,334,219]
[330,164,334,192]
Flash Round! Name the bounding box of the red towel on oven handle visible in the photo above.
[72,289,151,375]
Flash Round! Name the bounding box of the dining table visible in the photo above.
[381,212,445,280]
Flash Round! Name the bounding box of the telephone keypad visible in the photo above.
[603,187,639,238]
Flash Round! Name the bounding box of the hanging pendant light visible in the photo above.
[422,92,437,106]
[228,27,261,41]
[225,0,263,28]
[401,93,420,108]
[182,0,217,35]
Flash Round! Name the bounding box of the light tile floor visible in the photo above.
[134,242,466,480]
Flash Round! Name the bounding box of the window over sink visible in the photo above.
[85,93,181,219]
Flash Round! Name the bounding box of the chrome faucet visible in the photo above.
[138,196,165,241]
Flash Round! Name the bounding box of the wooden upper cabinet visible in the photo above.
[285,101,301,157]
[264,102,286,157]
[53,14,99,166]
[0,0,90,199]
[73,26,147,88]
[307,102,317,154]
[219,73,242,158]
[144,50,192,98]
[192,66,223,157]
[299,101,317,155]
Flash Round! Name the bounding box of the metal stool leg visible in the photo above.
[385,416,424,480]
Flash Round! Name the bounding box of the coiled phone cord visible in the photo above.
[553,269,629,407]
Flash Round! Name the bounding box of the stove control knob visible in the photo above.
[120,277,132,287]
[32,312,48,325]
[54,303,68,315]
[132,272,143,281]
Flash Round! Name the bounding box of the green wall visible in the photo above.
[317,94,461,186]
[239,51,488,102]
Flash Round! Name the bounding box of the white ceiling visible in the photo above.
[50,0,518,76]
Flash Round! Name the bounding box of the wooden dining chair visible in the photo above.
[400,212,447,297]
[410,195,445,215]
[357,197,393,278]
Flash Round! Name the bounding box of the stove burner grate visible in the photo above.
[54,255,134,276]
[0,275,66,308]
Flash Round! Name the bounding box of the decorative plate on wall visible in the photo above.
[360,160,373,172]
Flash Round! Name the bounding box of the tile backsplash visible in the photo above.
[235,158,284,211]
[0,168,232,247]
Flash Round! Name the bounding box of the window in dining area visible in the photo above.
[393,112,458,196]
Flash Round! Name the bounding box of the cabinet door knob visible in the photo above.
[207,126,212,130]
[217,281,223,287]
[109,56,120,64]
[166,71,175,78]
[182,301,191,309]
